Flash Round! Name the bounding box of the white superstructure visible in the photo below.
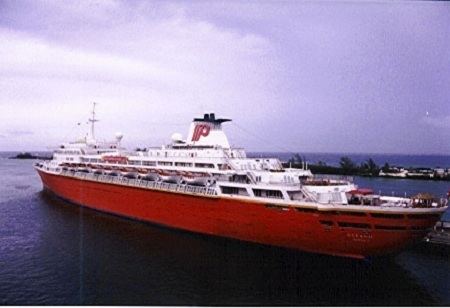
[39,107,447,209]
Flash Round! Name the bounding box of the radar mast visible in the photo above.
[88,102,99,141]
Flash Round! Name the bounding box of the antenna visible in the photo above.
[88,102,99,140]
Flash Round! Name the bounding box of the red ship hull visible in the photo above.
[37,169,441,259]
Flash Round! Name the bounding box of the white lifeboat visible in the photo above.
[159,170,182,184]
[182,172,212,186]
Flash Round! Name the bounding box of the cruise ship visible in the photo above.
[35,105,448,259]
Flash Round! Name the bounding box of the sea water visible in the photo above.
[0,152,449,305]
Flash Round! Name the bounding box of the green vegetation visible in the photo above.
[16,152,36,159]
[287,155,381,177]
[287,153,303,166]
[282,153,450,181]
[9,152,52,160]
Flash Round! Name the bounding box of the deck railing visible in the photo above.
[58,170,217,196]
[311,174,354,182]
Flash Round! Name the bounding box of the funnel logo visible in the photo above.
[192,124,210,141]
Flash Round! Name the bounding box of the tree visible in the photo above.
[382,162,390,172]
[365,158,379,176]
[339,156,356,174]
[288,153,303,166]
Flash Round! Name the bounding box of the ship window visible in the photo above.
[129,160,142,165]
[195,163,215,168]
[253,189,283,199]
[220,186,249,196]
[371,213,404,219]
[142,161,156,166]
[157,161,173,166]
[175,162,192,167]
[288,191,304,201]
[407,214,441,220]
[218,164,231,170]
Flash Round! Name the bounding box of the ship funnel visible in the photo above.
[186,113,232,148]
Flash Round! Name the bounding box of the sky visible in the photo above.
[0,0,449,154]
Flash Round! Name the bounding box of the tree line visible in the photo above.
[285,154,388,176]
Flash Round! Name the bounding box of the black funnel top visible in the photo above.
[194,113,231,124]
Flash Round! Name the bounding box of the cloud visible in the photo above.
[0,30,195,87]
[421,115,450,129]
[6,130,34,136]
[0,1,278,150]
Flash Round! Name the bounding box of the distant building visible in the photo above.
[433,168,446,178]
[379,167,408,178]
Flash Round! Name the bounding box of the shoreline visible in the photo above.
[8,152,52,160]
[282,162,450,182]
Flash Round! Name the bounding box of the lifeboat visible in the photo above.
[103,167,119,176]
[159,170,182,184]
[93,169,103,175]
[182,172,212,186]
[77,164,90,173]
[137,168,148,175]
[120,167,138,178]
[348,188,374,195]
[138,169,160,181]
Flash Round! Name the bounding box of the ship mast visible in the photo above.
[88,102,99,141]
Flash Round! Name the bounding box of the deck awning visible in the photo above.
[348,188,374,195]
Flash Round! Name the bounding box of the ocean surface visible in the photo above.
[249,152,450,169]
[0,152,449,305]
